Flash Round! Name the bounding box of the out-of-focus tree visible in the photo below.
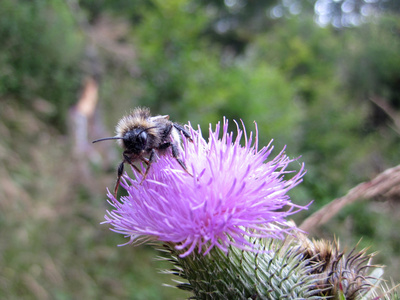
[270,0,400,27]
[313,0,400,27]
[195,0,280,54]
[242,0,400,200]
[342,15,400,128]
[0,0,84,131]
[247,16,370,202]
[79,0,152,23]
[130,0,303,150]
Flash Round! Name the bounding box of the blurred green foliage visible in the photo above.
[134,0,301,151]
[0,0,84,131]
[1,0,400,298]
[343,15,400,109]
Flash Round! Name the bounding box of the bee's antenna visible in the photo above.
[93,127,158,144]
[92,137,124,143]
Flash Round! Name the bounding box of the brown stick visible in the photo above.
[299,164,400,233]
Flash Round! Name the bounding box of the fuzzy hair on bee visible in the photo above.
[93,107,192,196]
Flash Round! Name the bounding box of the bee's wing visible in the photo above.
[151,115,169,121]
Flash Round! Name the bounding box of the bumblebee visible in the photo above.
[93,107,192,196]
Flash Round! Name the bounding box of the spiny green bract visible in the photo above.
[158,238,323,300]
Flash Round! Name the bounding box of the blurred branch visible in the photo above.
[370,95,400,135]
[69,77,98,157]
[299,164,400,233]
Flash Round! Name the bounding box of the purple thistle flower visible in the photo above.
[104,119,310,257]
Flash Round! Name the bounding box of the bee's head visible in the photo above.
[123,128,148,153]
[92,126,157,154]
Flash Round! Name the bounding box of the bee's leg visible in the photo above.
[170,142,193,176]
[123,151,144,174]
[141,149,156,182]
[141,157,150,165]
[173,123,193,142]
[130,164,144,175]
[159,142,192,176]
[114,161,124,198]
[158,142,171,150]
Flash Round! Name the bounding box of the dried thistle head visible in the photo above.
[295,234,378,299]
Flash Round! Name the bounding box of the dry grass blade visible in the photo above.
[300,164,400,233]
[370,96,400,135]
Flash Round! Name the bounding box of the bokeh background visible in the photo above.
[1,0,400,299]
